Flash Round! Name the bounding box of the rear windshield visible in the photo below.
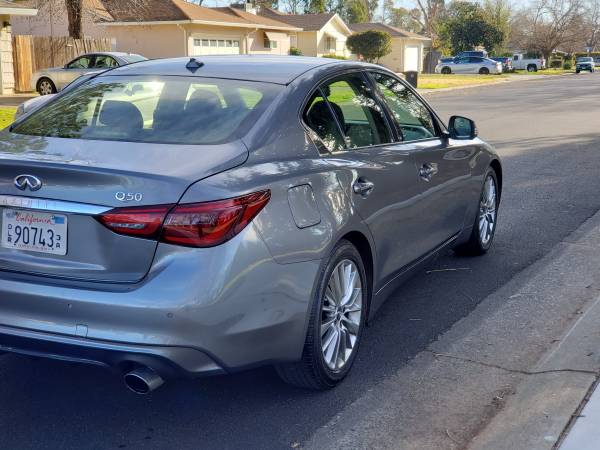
[12,75,282,145]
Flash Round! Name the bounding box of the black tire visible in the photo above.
[36,77,57,95]
[441,67,451,75]
[454,167,500,256]
[576,70,580,74]
[276,240,368,390]
[479,67,490,75]
[527,64,537,72]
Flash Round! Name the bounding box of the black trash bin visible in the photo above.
[403,71,418,88]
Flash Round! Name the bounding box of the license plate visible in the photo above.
[1,209,67,255]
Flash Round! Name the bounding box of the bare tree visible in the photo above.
[414,0,444,46]
[517,0,586,59]
[280,0,306,13]
[585,0,600,50]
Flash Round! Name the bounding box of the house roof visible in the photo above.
[0,0,37,16]
[99,0,300,31]
[349,22,430,41]
[260,7,335,31]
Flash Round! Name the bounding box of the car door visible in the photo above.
[59,55,96,89]
[369,71,473,254]
[453,57,470,73]
[303,71,424,283]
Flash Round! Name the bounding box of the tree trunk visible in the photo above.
[65,0,83,39]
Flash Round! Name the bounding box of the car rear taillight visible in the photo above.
[97,204,172,239]
[96,190,271,248]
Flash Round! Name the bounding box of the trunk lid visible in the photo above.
[0,132,247,282]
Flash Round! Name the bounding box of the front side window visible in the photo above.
[320,74,392,149]
[372,72,437,142]
[12,76,282,145]
[67,56,93,69]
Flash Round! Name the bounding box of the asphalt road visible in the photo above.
[2,73,600,450]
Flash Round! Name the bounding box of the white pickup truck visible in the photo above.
[512,54,546,72]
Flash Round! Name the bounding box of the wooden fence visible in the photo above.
[12,35,112,92]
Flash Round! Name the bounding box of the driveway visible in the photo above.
[1,74,600,450]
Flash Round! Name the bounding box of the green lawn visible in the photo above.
[512,68,574,76]
[418,74,508,90]
[0,107,16,129]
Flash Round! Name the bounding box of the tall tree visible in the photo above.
[280,0,306,13]
[65,0,83,39]
[415,0,445,46]
[513,0,585,60]
[585,0,600,50]
[482,0,513,52]
[438,1,504,54]
[343,0,370,23]
[306,0,327,13]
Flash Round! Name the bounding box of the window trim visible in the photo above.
[299,68,397,154]
[366,69,447,145]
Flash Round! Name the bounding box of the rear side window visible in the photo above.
[319,74,392,149]
[12,76,282,145]
[304,90,346,152]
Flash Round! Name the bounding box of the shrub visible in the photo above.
[346,30,392,63]
[550,59,563,69]
[289,47,303,56]
[563,61,572,70]
[323,54,348,60]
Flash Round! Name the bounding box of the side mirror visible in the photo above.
[449,116,477,140]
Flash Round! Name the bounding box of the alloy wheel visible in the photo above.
[478,175,497,246]
[39,80,53,95]
[321,259,362,372]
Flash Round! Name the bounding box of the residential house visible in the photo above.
[97,0,301,59]
[0,0,37,94]
[11,0,111,39]
[349,23,431,73]
[260,8,351,58]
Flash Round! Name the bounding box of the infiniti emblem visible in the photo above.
[14,174,43,192]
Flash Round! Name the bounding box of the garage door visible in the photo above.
[404,45,419,72]
[192,38,241,56]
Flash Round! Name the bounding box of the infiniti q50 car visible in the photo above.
[0,56,501,393]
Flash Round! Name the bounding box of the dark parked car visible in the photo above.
[1,56,502,393]
[491,57,513,73]
[457,50,488,58]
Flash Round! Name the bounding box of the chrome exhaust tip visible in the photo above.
[124,367,164,394]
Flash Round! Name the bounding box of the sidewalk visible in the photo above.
[305,208,600,450]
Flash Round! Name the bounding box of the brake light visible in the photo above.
[97,204,172,238]
[96,190,271,248]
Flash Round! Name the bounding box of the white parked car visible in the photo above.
[511,54,546,72]
[30,52,147,95]
[435,56,503,75]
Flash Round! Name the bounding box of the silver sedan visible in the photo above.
[30,51,147,95]
[2,56,501,393]
[436,56,503,75]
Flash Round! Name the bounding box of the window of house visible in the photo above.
[264,36,278,49]
[325,37,336,51]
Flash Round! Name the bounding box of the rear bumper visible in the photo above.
[0,324,225,378]
[0,225,322,376]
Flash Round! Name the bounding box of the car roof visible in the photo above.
[103,55,376,85]
[81,51,142,58]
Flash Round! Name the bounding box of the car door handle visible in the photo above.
[353,178,375,196]
[419,163,438,182]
